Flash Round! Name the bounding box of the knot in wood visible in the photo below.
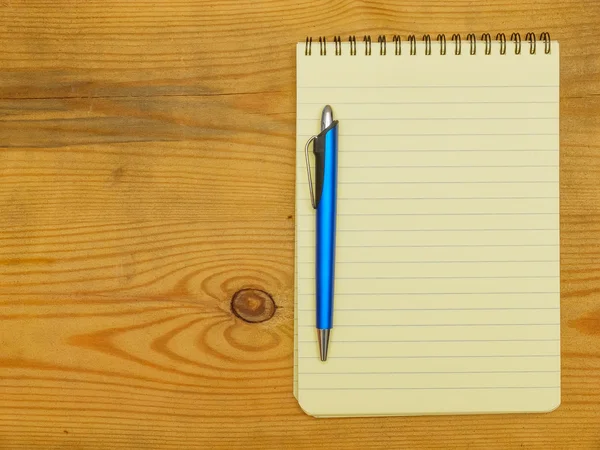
[231,289,276,323]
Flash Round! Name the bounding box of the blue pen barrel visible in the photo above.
[314,122,339,330]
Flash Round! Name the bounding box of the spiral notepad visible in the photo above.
[294,33,560,418]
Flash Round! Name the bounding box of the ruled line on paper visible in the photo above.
[298,166,559,169]
[297,85,560,89]
[298,244,558,249]
[297,182,558,185]
[296,292,560,296]
[298,291,560,296]
[302,149,558,152]
[297,100,559,106]
[297,117,559,121]
[297,133,559,137]
[296,199,558,203]
[298,354,560,358]
[297,213,558,216]
[297,261,559,264]
[298,323,560,327]
[298,276,559,280]
[297,231,557,234]
[298,227,558,231]
[297,307,560,311]
[298,340,560,344]
[301,386,560,391]
[300,369,560,374]
[298,101,559,105]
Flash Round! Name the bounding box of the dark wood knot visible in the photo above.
[231,289,276,323]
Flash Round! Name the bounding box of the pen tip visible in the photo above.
[318,329,330,361]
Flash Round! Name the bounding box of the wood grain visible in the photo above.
[1,0,599,448]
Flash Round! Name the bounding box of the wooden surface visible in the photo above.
[0,0,599,448]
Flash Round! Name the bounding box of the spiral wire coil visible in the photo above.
[305,32,551,56]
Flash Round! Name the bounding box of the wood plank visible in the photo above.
[1,0,599,448]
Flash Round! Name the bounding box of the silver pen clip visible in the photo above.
[304,134,318,209]
[305,105,334,210]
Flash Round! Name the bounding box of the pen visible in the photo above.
[304,105,339,361]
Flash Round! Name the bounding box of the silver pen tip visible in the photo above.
[318,329,330,361]
[321,105,334,130]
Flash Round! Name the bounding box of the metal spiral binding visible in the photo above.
[467,34,476,55]
[349,35,357,55]
[392,35,401,55]
[511,33,521,55]
[452,34,461,55]
[378,35,386,55]
[423,34,432,56]
[304,37,312,55]
[496,33,507,55]
[408,35,416,56]
[304,32,551,56]
[540,32,551,54]
[437,34,446,55]
[363,35,371,55]
[482,33,492,55]
[334,36,342,55]
[526,32,536,54]
[319,36,326,55]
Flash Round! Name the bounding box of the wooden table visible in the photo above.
[1,1,599,448]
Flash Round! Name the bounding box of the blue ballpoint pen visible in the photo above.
[304,105,339,361]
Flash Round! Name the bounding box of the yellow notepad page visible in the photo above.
[294,39,560,417]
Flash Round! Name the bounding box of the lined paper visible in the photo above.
[294,41,560,417]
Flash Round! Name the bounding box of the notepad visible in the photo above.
[294,34,560,418]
